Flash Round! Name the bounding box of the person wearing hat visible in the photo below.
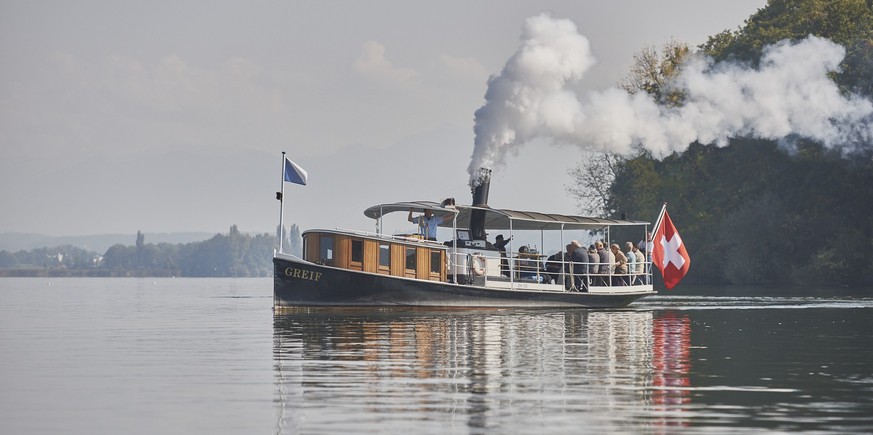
[494,234,511,276]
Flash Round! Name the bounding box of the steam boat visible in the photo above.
[273,172,656,308]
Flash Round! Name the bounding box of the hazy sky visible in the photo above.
[0,0,767,237]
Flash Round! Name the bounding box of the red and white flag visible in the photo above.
[651,207,690,289]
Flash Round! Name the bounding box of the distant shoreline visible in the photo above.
[0,268,273,278]
[0,231,218,253]
[0,268,175,278]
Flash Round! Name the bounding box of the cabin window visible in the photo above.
[379,243,390,268]
[319,236,334,265]
[430,250,441,274]
[351,239,363,263]
[405,246,416,271]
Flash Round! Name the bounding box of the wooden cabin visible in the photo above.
[302,230,447,282]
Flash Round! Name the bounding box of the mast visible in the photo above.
[277,151,287,254]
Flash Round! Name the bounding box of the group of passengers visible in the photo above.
[489,233,651,291]
[545,239,648,292]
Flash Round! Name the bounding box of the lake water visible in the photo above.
[1,278,871,434]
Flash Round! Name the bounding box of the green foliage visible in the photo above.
[277,224,303,257]
[701,0,873,95]
[610,139,873,286]
[621,40,691,106]
[717,192,789,284]
[0,245,91,268]
[583,0,873,287]
[0,226,285,277]
[288,224,302,257]
[567,152,622,215]
[175,225,275,277]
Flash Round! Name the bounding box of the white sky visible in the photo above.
[0,0,767,238]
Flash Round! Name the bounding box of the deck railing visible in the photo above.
[475,252,652,290]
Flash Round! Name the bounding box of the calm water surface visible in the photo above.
[1,278,871,434]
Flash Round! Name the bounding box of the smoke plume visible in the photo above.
[469,13,873,183]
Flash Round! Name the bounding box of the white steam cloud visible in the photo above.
[469,13,873,183]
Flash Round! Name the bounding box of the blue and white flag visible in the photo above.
[283,157,308,186]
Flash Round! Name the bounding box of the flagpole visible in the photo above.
[652,202,668,235]
[648,202,667,284]
[278,151,287,254]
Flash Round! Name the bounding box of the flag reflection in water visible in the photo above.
[651,312,692,427]
[273,309,692,433]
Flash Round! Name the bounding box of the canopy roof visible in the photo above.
[363,202,649,231]
[363,201,455,219]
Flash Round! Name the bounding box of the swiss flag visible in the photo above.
[652,209,690,289]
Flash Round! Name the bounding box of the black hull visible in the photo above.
[274,255,652,308]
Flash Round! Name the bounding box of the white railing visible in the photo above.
[466,252,653,291]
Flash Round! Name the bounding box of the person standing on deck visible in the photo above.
[494,234,511,276]
[632,243,645,285]
[625,242,637,284]
[596,241,610,286]
[639,232,653,283]
[587,246,599,284]
[611,243,628,285]
[563,243,577,290]
[570,240,589,291]
[408,209,450,241]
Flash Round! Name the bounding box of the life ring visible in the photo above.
[470,254,487,276]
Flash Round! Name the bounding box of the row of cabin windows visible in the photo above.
[350,239,411,269]
[310,233,442,275]
[352,240,430,270]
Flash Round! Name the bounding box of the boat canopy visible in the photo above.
[364,202,649,231]
[363,201,459,219]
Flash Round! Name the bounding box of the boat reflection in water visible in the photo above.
[273,309,691,433]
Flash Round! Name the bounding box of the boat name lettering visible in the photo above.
[284,267,323,281]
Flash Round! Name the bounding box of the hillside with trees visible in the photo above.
[0,224,302,277]
[570,0,873,287]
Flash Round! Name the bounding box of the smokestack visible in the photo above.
[469,168,491,241]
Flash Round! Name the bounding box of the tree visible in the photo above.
[567,151,621,216]
[103,244,135,273]
[701,0,873,95]
[569,40,690,219]
[620,39,690,106]
[288,224,302,257]
[569,0,873,287]
[0,226,283,277]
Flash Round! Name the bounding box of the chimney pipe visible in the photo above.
[469,168,491,241]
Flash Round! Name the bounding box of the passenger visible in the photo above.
[494,234,511,276]
[611,243,628,286]
[639,231,653,282]
[570,240,588,291]
[638,231,653,254]
[625,242,636,285]
[517,245,536,279]
[607,241,617,275]
[587,245,599,286]
[408,208,451,241]
[596,241,610,286]
[632,243,646,285]
[563,243,577,290]
[545,251,563,285]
